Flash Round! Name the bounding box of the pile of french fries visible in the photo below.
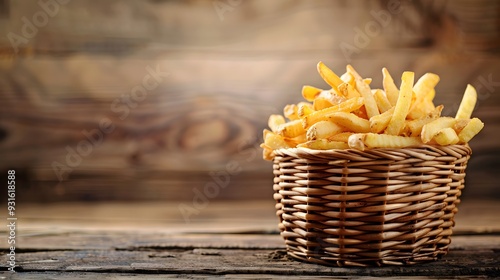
[261,62,484,160]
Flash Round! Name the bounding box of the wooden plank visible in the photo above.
[2,0,498,54]
[0,1,426,53]
[9,232,284,251]
[0,235,499,277]
[8,231,500,253]
[1,199,499,277]
[0,272,491,280]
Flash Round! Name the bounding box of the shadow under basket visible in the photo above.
[272,144,471,267]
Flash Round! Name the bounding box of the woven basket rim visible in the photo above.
[273,144,471,160]
[275,144,470,153]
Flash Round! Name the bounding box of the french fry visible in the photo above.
[262,63,484,158]
[455,84,477,120]
[338,82,361,99]
[421,117,456,144]
[299,101,314,108]
[340,72,355,87]
[385,71,414,135]
[302,85,323,102]
[317,61,343,89]
[348,133,422,151]
[319,90,346,105]
[263,129,271,141]
[408,98,435,120]
[283,104,299,120]
[458,117,484,144]
[345,64,363,80]
[347,65,380,118]
[433,127,459,146]
[302,97,364,128]
[337,83,349,98]
[382,67,399,106]
[329,112,370,133]
[297,102,314,118]
[404,117,428,137]
[408,100,434,120]
[403,105,443,137]
[297,139,349,150]
[364,133,422,149]
[347,133,366,150]
[353,106,369,120]
[407,73,439,120]
[327,132,354,143]
[264,132,290,150]
[278,119,306,138]
[429,103,444,118]
[413,73,440,99]
[260,144,275,161]
[355,77,379,118]
[306,120,343,141]
[370,107,395,133]
[373,89,392,113]
[313,97,334,110]
[427,88,436,101]
[268,114,285,133]
[453,119,470,134]
[284,134,307,147]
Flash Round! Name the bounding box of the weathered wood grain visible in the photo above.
[0,272,494,280]
[0,200,498,278]
[0,236,499,277]
[0,0,499,202]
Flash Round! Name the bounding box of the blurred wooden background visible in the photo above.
[0,0,499,202]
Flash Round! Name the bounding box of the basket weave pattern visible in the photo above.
[272,145,471,266]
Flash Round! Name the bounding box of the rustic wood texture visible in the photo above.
[0,200,499,278]
[0,273,496,280]
[1,243,499,277]
[0,0,499,202]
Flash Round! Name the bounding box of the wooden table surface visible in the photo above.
[1,199,499,279]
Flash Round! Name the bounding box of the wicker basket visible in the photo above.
[272,144,471,267]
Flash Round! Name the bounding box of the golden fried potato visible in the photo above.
[458,117,484,144]
[385,71,414,135]
[261,63,484,158]
[456,84,477,120]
